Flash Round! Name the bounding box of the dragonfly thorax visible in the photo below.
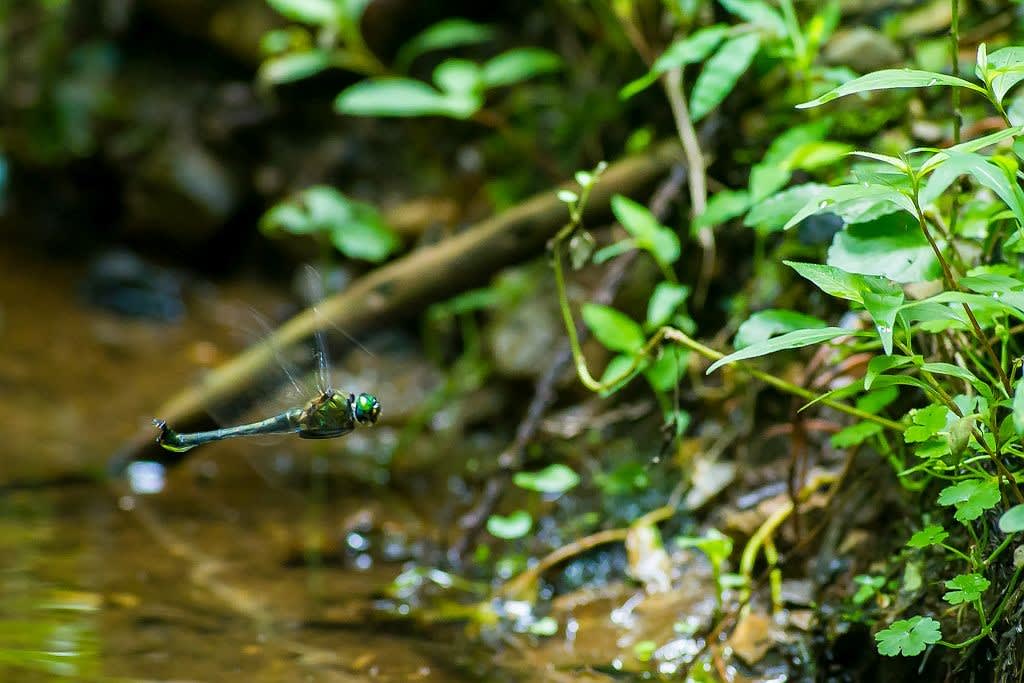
[297,389,357,439]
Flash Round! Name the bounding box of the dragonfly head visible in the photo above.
[353,392,381,425]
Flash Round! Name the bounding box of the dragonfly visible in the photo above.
[153,271,381,453]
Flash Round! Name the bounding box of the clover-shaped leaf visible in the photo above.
[943,573,990,605]
[904,404,950,443]
[907,524,948,548]
[875,616,942,657]
[937,479,1001,522]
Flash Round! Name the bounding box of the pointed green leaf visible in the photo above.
[481,48,562,88]
[690,33,761,122]
[862,288,903,355]
[783,183,915,231]
[798,69,985,109]
[259,50,331,84]
[646,282,691,329]
[827,213,940,284]
[335,78,478,118]
[718,0,786,37]
[734,309,828,349]
[651,25,730,74]
[865,354,917,390]
[706,327,854,374]
[745,183,830,232]
[395,19,497,71]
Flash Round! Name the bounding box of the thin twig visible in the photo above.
[663,67,713,307]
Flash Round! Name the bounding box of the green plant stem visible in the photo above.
[939,543,974,565]
[942,561,1024,649]
[913,197,1012,396]
[984,533,1016,566]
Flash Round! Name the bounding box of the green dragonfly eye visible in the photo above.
[354,393,381,425]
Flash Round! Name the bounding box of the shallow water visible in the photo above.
[0,248,511,682]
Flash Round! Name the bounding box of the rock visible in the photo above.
[824,28,903,74]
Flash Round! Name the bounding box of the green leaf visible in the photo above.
[865,354,917,390]
[649,25,730,80]
[611,195,680,266]
[259,50,331,84]
[985,47,1024,104]
[487,510,532,539]
[917,126,1024,175]
[922,151,1024,228]
[745,183,830,232]
[434,59,483,95]
[718,0,786,38]
[706,327,855,374]
[919,362,981,389]
[582,303,645,354]
[831,421,882,448]
[960,272,1024,294]
[783,183,916,231]
[514,464,580,494]
[853,574,885,605]
[999,504,1024,533]
[327,213,400,262]
[593,239,636,264]
[798,69,985,109]
[266,0,340,24]
[938,479,1001,522]
[875,616,941,657]
[827,213,939,284]
[481,48,562,88]
[734,309,828,350]
[749,119,831,201]
[785,261,898,304]
[943,573,990,605]
[862,288,904,355]
[335,78,479,119]
[856,386,899,413]
[689,33,761,122]
[599,354,642,393]
[646,282,691,329]
[904,404,950,443]
[261,186,399,262]
[644,347,689,392]
[395,18,497,70]
[693,189,750,231]
[907,524,948,548]
[789,141,855,170]
[1013,377,1024,437]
